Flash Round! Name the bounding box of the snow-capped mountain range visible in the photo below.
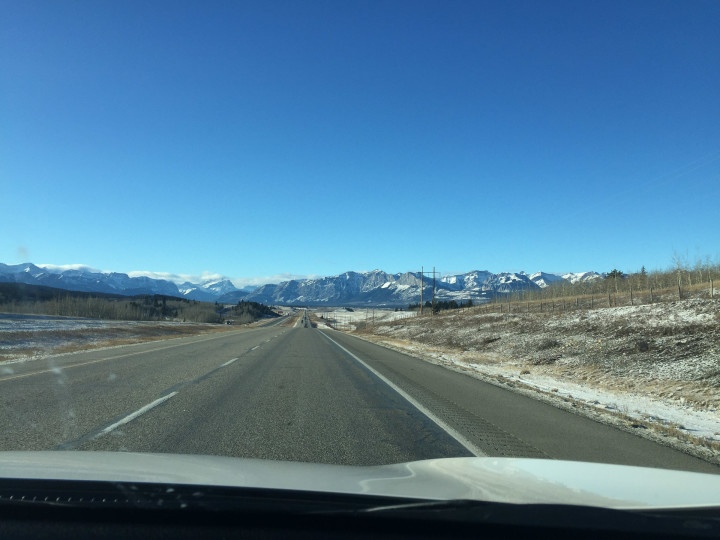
[233,269,604,306]
[176,279,244,302]
[0,263,254,302]
[0,263,603,306]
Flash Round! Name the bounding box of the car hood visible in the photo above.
[1,452,719,510]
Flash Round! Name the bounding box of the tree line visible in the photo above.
[408,299,473,313]
[0,283,222,323]
[228,300,279,324]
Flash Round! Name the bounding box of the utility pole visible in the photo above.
[432,266,436,315]
[420,266,423,315]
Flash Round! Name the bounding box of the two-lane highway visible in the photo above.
[1,322,718,472]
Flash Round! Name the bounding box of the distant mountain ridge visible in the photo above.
[0,263,252,302]
[1,263,603,307]
[233,269,603,306]
[177,279,243,302]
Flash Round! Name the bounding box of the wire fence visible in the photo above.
[472,279,717,316]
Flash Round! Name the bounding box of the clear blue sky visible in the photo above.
[4,0,719,285]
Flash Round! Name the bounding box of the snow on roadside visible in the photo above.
[0,314,230,365]
[360,336,720,463]
[448,349,718,441]
[353,298,720,464]
[312,308,415,331]
[0,315,125,333]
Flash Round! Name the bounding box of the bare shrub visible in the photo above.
[537,338,560,351]
[529,355,560,365]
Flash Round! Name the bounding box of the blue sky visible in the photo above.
[3,1,719,286]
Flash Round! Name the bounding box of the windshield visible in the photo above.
[2,0,719,501]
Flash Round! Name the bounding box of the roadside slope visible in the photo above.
[346,298,720,465]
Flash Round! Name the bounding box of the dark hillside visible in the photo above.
[0,282,125,303]
[0,282,222,323]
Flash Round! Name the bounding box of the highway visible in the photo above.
[1,315,718,472]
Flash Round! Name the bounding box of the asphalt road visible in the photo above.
[1,320,717,472]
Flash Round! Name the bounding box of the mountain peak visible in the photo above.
[1,263,603,307]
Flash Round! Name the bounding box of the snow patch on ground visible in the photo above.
[311,308,416,331]
[352,298,720,464]
[0,314,229,364]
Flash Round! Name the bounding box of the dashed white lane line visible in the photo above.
[221,335,278,368]
[96,391,179,439]
[59,333,283,448]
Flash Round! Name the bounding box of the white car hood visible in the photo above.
[1,452,719,511]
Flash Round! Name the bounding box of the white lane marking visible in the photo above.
[221,358,238,367]
[321,333,486,458]
[251,346,260,351]
[96,392,178,438]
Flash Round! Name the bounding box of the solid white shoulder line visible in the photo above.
[320,332,486,458]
